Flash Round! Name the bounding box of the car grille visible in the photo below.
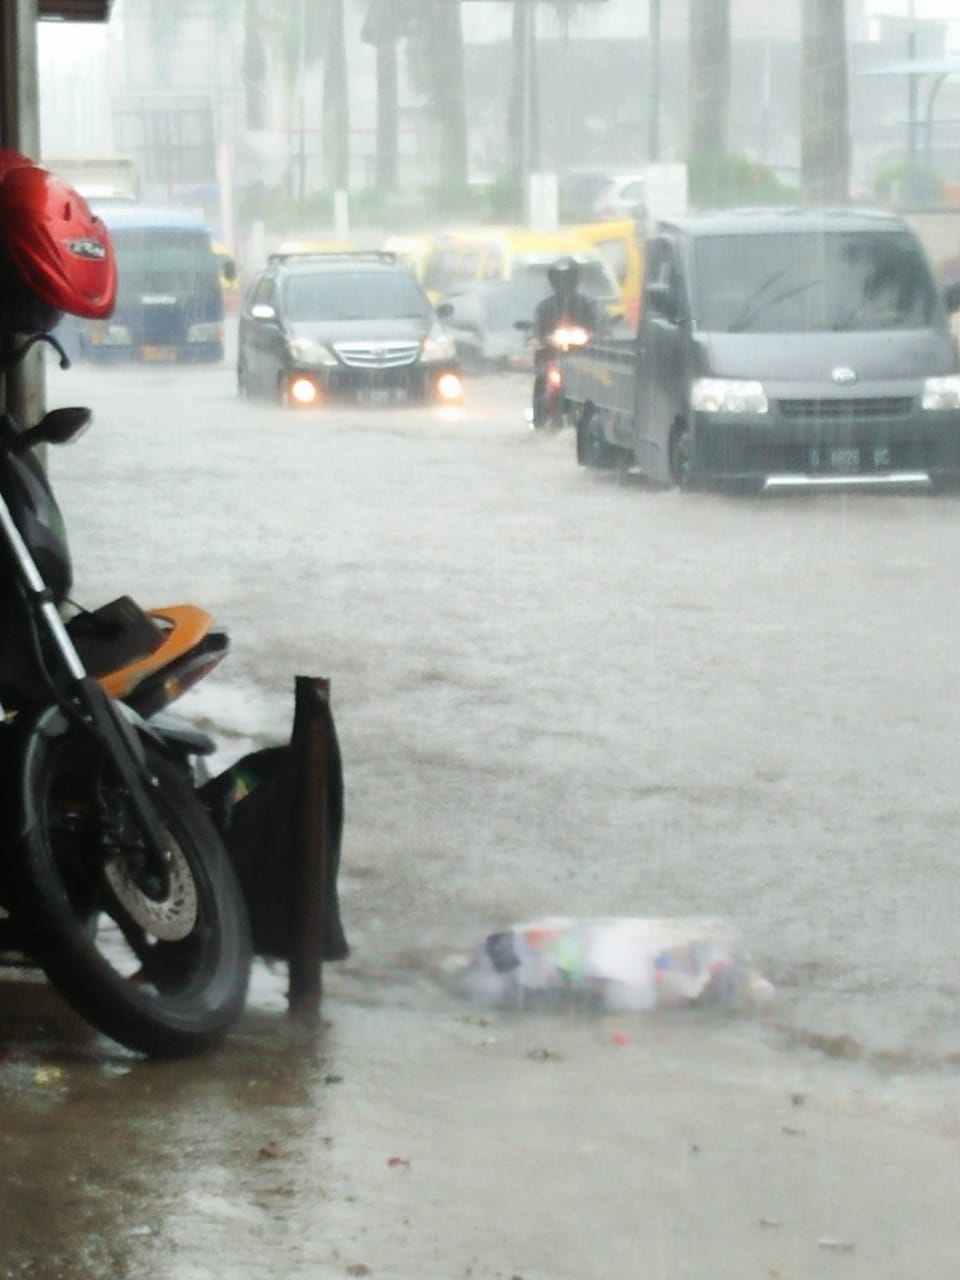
[777,397,913,421]
[333,341,421,369]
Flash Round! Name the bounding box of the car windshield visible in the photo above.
[694,230,939,333]
[281,270,432,322]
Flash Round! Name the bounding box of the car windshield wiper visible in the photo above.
[727,280,820,333]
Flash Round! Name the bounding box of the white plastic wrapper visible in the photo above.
[448,916,774,1013]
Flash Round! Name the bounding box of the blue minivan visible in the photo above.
[72,206,227,364]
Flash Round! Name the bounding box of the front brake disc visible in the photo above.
[103,840,198,941]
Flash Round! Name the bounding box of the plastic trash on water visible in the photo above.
[446,917,774,1013]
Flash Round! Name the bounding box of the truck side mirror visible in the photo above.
[943,281,960,314]
[645,281,678,323]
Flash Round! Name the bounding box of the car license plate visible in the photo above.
[141,345,178,362]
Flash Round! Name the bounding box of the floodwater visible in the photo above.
[3,344,960,1277]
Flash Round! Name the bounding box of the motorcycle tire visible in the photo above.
[12,717,252,1058]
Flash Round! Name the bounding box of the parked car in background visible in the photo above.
[440,279,545,373]
[559,169,646,222]
[237,249,463,408]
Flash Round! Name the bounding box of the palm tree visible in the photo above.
[362,0,405,191]
[800,0,849,203]
[405,0,469,194]
[687,0,730,160]
[506,2,591,214]
[322,0,351,192]
[241,0,267,131]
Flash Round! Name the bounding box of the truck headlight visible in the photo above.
[93,322,132,347]
[691,378,768,415]
[922,375,960,410]
[421,328,456,363]
[288,337,338,367]
[187,321,223,343]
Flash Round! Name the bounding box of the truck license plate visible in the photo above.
[809,446,893,472]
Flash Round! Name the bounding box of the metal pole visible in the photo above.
[298,0,306,207]
[907,0,918,203]
[287,676,336,1017]
[520,3,532,223]
[648,0,661,161]
[923,72,949,207]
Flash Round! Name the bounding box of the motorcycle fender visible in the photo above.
[16,701,160,842]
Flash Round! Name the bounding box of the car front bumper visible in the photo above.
[285,359,462,403]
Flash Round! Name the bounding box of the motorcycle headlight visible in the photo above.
[421,328,456,363]
[922,375,960,411]
[550,325,589,348]
[187,321,222,343]
[288,337,338,367]
[691,378,769,415]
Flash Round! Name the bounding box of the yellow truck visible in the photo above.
[420,226,625,326]
[572,219,644,329]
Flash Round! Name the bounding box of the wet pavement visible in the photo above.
[3,348,960,1277]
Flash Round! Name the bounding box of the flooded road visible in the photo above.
[3,346,960,1277]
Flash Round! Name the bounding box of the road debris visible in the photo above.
[818,1237,856,1253]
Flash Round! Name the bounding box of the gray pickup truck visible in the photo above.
[562,208,960,493]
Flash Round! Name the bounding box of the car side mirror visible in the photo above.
[943,281,960,314]
[435,302,454,320]
[250,303,277,321]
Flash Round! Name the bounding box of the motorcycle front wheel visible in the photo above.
[13,720,252,1058]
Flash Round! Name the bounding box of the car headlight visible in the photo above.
[690,378,769,415]
[187,321,222,343]
[421,328,456,363]
[288,337,338,367]
[922,375,960,410]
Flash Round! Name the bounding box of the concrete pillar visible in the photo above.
[0,0,45,427]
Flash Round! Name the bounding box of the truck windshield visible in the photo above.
[694,230,938,334]
[110,228,220,293]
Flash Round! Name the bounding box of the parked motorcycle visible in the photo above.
[0,151,251,1057]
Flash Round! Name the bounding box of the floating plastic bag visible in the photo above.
[448,916,773,1013]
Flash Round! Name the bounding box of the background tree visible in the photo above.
[323,0,351,191]
[362,0,409,192]
[505,2,589,216]
[687,0,730,160]
[406,0,468,196]
[241,0,267,131]
[800,0,850,203]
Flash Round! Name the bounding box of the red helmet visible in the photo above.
[0,150,116,334]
